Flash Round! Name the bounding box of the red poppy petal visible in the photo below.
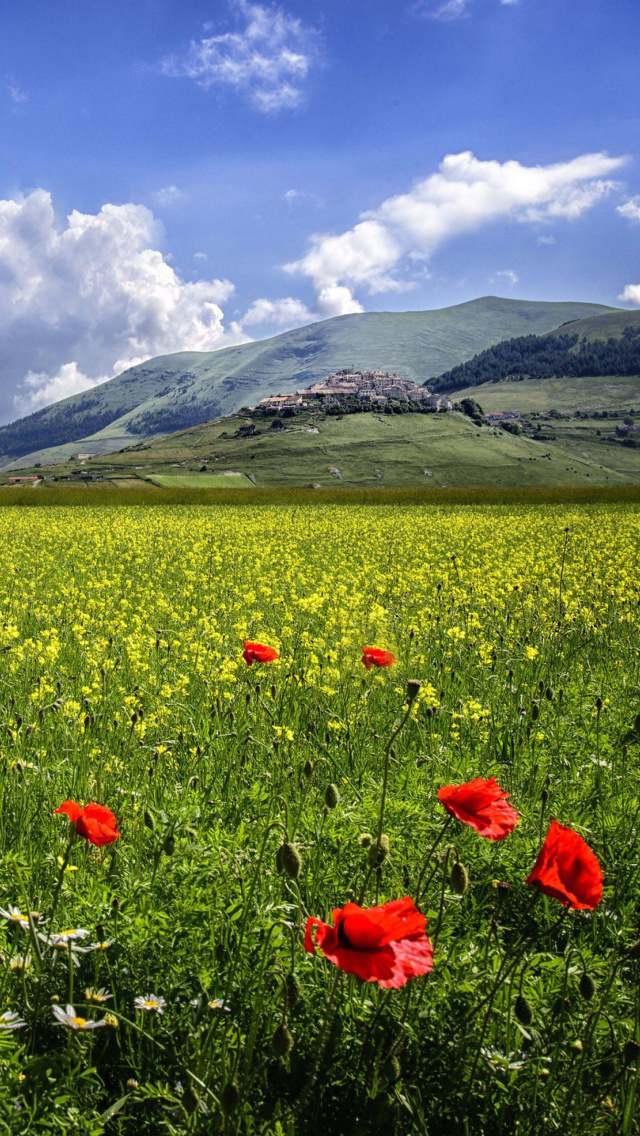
[54,800,84,822]
[83,802,118,828]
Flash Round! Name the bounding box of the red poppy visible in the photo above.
[438,777,519,840]
[54,801,120,847]
[243,641,279,666]
[362,646,396,670]
[304,897,433,989]
[526,819,602,911]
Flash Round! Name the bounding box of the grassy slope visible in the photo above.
[16,408,639,488]
[1,297,615,469]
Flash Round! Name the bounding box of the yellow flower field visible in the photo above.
[0,503,638,1134]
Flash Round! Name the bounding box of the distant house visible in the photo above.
[8,476,40,485]
[426,395,453,411]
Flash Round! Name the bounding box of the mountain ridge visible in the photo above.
[0,296,618,468]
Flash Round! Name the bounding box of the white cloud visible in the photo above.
[416,0,471,18]
[161,0,318,114]
[617,197,640,224]
[193,251,208,261]
[153,185,186,207]
[285,150,625,312]
[241,296,314,328]
[0,189,248,419]
[416,0,518,14]
[7,83,27,105]
[619,285,640,307]
[493,269,519,287]
[538,234,557,245]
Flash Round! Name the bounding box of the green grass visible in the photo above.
[0,502,638,1134]
[145,472,254,488]
[11,405,640,490]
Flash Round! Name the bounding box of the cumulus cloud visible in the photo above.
[241,296,314,329]
[617,197,640,224]
[0,189,248,419]
[285,150,625,312]
[538,234,557,245]
[161,0,318,114]
[618,285,640,307]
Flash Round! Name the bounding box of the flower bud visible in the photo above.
[220,1081,240,1115]
[163,834,176,856]
[324,783,340,809]
[368,834,390,867]
[579,972,595,1001]
[383,1055,401,1083]
[624,1040,640,1067]
[303,760,313,778]
[276,842,302,879]
[514,995,533,1026]
[406,679,422,705]
[285,972,302,1007]
[450,861,469,896]
[272,1023,294,1058]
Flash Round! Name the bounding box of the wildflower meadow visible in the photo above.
[0,502,639,1134]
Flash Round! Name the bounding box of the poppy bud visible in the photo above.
[111,896,120,911]
[558,689,563,702]
[514,995,533,1026]
[598,1049,617,1080]
[368,834,390,867]
[596,697,603,712]
[406,679,422,705]
[383,1055,401,1083]
[270,684,276,700]
[286,972,302,1007]
[220,1081,240,1115]
[531,702,539,721]
[546,687,554,701]
[541,789,548,805]
[276,842,302,879]
[324,784,340,809]
[624,1040,640,1067]
[450,861,469,896]
[163,834,176,856]
[303,760,313,778]
[272,1023,294,1058]
[95,923,105,942]
[579,972,596,1001]
[144,811,154,830]
[183,1083,200,1116]
[552,995,570,1020]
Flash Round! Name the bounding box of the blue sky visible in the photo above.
[0,0,638,418]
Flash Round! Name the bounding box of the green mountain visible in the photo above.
[0,296,615,468]
[431,309,640,392]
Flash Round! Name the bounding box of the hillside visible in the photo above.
[8,399,640,490]
[431,309,640,393]
[0,296,615,469]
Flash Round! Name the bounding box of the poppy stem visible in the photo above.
[415,816,453,904]
[375,702,413,851]
[290,969,343,1121]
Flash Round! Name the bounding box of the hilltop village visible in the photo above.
[255,369,453,412]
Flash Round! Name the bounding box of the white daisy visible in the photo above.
[0,1011,26,1030]
[0,906,33,930]
[41,928,90,949]
[84,987,112,1003]
[53,1004,106,1030]
[134,994,166,1014]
